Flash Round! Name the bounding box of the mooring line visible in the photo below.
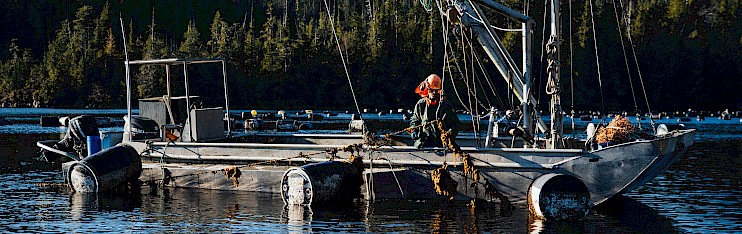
[376,155,406,198]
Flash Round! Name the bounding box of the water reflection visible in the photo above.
[1,121,741,232]
[594,195,677,233]
[0,171,734,233]
[69,191,143,220]
[283,205,313,232]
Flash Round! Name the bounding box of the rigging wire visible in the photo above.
[421,0,434,12]
[460,12,523,32]
[436,5,497,114]
[434,0,470,113]
[445,44,471,113]
[435,0,450,92]
[468,30,482,143]
[588,0,607,121]
[465,0,523,86]
[569,0,575,131]
[534,0,552,137]
[619,0,655,129]
[470,60,493,108]
[448,40,491,114]
[321,0,364,124]
[464,31,477,118]
[470,46,507,110]
[611,0,639,115]
[536,0,549,107]
[464,0,525,115]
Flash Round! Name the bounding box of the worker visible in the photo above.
[409,74,460,148]
[498,110,518,128]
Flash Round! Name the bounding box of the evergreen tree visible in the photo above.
[208,11,229,58]
[179,20,203,58]
[68,5,96,104]
[37,20,73,106]
[0,39,34,106]
[137,21,170,99]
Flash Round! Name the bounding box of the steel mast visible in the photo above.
[546,0,563,148]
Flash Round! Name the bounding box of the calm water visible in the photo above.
[1,110,740,233]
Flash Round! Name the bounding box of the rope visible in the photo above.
[445,42,473,113]
[461,12,523,32]
[421,0,434,12]
[466,30,482,110]
[436,0,449,84]
[322,0,366,133]
[465,0,522,82]
[433,120,515,202]
[468,36,482,146]
[589,0,607,120]
[446,30,491,111]
[618,1,656,130]
[569,0,575,132]
[545,35,560,96]
[462,30,478,140]
[471,50,504,109]
[377,156,405,197]
[612,0,639,115]
[437,2,493,113]
[536,0,549,105]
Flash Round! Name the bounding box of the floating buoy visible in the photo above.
[528,174,591,220]
[68,144,142,193]
[281,161,362,206]
[677,117,692,122]
[298,123,313,130]
[241,112,252,120]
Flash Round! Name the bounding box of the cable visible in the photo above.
[322,0,366,133]
[612,0,639,114]
[589,0,606,120]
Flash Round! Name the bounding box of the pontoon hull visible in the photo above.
[134,129,695,206]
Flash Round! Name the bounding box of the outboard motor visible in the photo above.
[43,115,99,162]
[123,115,160,140]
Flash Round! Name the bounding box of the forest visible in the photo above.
[0,0,739,114]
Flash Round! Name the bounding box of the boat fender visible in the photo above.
[656,124,669,136]
[528,174,591,220]
[656,124,686,136]
[586,123,597,139]
[68,144,142,193]
[298,123,313,130]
